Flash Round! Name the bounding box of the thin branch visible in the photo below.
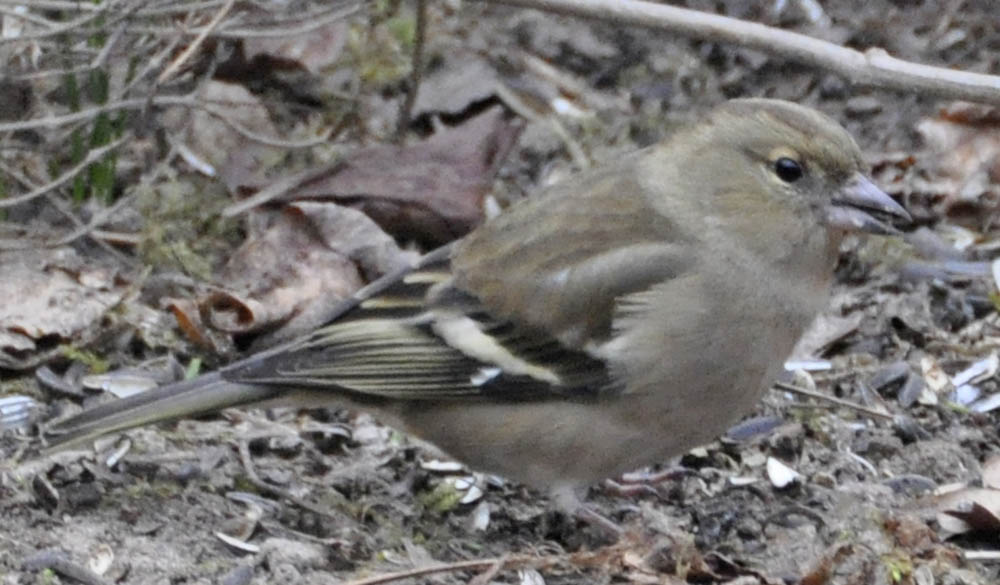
[210,2,361,39]
[0,155,136,260]
[338,548,611,585]
[0,0,100,10]
[0,95,329,149]
[156,0,237,85]
[773,381,895,421]
[0,1,359,45]
[0,136,129,209]
[341,559,512,585]
[135,0,231,17]
[47,194,136,248]
[221,159,345,217]
[396,0,428,140]
[236,439,348,521]
[0,6,61,28]
[483,0,1000,105]
[194,101,333,148]
[66,3,362,41]
[0,0,125,44]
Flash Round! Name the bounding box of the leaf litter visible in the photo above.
[4,1,1000,584]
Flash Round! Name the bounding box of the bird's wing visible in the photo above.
[222,246,610,400]
[224,159,696,403]
[449,151,696,347]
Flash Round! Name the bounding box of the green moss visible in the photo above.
[417,481,462,515]
[133,179,241,278]
[386,15,415,48]
[59,345,110,374]
[989,291,1000,313]
[882,553,913,583]
[39,568,57,585]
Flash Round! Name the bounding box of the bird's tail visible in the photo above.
[43,372,278,452]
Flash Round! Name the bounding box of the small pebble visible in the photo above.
[868,361,910,395]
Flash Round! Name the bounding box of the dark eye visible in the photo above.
[774,157,803,183]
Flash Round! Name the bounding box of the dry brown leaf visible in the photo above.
[183,203,415,349]
[285,105,523,245]
[932,487,1000,537]
[0,248,127,370]
[919,355,952,405]
[163,297,220,353]
[798,543,852,585]
[915,102,1000,221]
[884,514,938,552]
[164,81,282,174]
[412,55,502,117]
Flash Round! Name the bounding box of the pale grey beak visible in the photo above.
[825,173,911,235]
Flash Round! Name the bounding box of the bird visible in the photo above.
[44,98,909,531]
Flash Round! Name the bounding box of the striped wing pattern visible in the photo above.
[221,245,610,401]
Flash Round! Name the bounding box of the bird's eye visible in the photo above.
[774,157,803,183]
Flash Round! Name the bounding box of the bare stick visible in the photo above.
[482,0,1000,105]
[156,0,237,85]
[341,558,511,585]
[396,0,428,140]
[0,95,328,148]
[338,547,615,585]
[236,439,348,521]
[0,136,129,209]
[773,381,894,421]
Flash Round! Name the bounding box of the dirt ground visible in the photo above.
[3,1,1000,584]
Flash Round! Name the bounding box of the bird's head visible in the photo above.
[684,98,910,236]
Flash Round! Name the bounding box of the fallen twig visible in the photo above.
[773,381,895,421]
[483,0,1000,105]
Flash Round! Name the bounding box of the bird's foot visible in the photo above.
[548,484,624,540]
[572,505,624,539]
[604,467,692,498]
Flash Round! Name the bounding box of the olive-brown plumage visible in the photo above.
[45,99,909,518]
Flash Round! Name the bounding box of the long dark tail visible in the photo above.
[43,372,278,451]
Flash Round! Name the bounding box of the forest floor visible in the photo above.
[3,1,1000,584]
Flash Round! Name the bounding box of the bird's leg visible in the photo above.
[549,484,623,539]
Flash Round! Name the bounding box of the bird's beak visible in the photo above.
[825,173,911,235]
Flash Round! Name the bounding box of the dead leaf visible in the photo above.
[915,102,1000,222]
[279,105,522,245]
[0,248,128,369]
[932,487,1000,537]
[884,514,938,552]
[164,81,282,174]
[180,203,416,349]
[919,355,953,405]
[944,501,1000,534]
[164,297,223,353]
[798,543,852,585]
[412,55,502,117]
